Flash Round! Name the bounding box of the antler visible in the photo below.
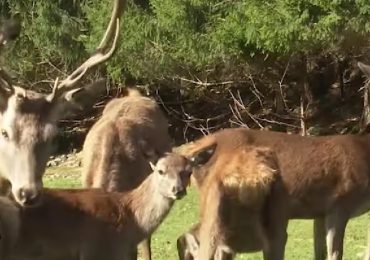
[49,0,125,101]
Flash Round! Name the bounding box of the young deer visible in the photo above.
[177,146,279,260]
[0,145,215,260]
[178,110,370,260]
[82,88,172,260]
[0,0,125,207]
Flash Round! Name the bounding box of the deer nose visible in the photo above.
[17,188,42,207]
[172,186,186,199]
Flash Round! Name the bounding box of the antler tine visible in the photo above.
[50,0,125,101]
[98,0,124,51]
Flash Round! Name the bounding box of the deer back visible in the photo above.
[182,127,370,217]
[82,89,171,191]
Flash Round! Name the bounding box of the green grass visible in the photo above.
[44,167,370,260]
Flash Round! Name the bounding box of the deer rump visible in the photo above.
[82,88,171,191]
[191,146,279,259]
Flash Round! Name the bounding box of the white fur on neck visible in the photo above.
[133,174,174,236]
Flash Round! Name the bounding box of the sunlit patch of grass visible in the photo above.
[44,166,81,188]
[44,166,370,260]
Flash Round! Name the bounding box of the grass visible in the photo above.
[44,166,370,260]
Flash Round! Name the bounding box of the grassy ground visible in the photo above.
[44,166,370,260]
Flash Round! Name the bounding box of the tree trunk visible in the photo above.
[363,80,370,131]
[300,54,310,136]
[300,94,306,136]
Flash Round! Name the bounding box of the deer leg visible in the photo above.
[128,246,138,260]
[140,237,151,260]
[262,221,288,260]
[262,209,288,260]
[325,211,348,260]
[263,192,289,260]
[214,245,234,260]
[314,217,327,260]
[177,231,199,260]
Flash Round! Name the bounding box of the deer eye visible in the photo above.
[1,129,9,140]
[157,169,164,175]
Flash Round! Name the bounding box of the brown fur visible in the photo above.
[0,197,19,260]
[179,127,370,260]
[0,153,194,260]
[82,88,171,190]
[81,88,171,260]
[178,146,279,259]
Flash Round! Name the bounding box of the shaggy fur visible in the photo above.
[178,146,279,259]
[82,88,171,191]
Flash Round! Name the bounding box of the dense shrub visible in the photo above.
[1,0,370,144]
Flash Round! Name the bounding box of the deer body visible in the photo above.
[0,152,205,260]
[82,88,171,260]
[181,128,370,260]
[82,89,171,191]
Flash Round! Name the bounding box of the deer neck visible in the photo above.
[124,174,174,237]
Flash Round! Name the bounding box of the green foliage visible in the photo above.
[1,0,370,84]
[2,0,87,80]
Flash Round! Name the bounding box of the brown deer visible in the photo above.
[81,88,172,259]
[178,108,370,260]
[0,0,125,207]
[0,146,215,260]
[177,146,279,260]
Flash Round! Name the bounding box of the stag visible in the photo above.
[0,0,125,207]
[81,88,172,259]
[179,104,370,260]
[0,146,215,260]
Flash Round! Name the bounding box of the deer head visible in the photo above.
[149,154,193,200]
[148,144,217,200]
[0,0,125,207]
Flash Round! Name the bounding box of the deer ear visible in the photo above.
[52,78,107,119]
[149,161,156,171]
[62,78,107,108]
[189,143,217,166]
[358,62,370,77]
